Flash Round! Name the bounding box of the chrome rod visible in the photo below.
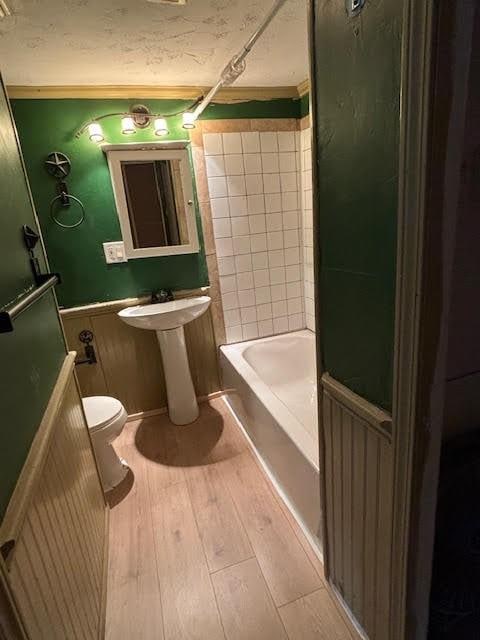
[0,275,59,333]
[193,0,289,119]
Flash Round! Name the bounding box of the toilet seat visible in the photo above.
[82,396,124,432]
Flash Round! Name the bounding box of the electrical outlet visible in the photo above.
[103,241,127,264]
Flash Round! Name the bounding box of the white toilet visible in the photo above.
[82,396,129,492]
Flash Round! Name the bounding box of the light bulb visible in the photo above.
[154,118,168,136]
[121,116,136,135]
[182,111,197,130]
[87,122,104,143]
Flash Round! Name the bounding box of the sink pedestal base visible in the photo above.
[156,326,199,426]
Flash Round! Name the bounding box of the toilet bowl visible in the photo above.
[82,396,129,492]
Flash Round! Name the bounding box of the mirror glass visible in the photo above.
[121,159,189,249]
[106,145,200,259]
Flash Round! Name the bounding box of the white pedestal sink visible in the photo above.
[118,296,211,426]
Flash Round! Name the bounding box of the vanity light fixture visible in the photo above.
[87,122,104,143]
[154,118,169,136]
[121,116,136,135]
[182,112,196,130]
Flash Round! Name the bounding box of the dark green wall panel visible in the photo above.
[0,81,66,519]
[313,0,402,411]
[12,98,303,308]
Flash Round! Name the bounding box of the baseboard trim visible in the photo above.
[126,390,225,422]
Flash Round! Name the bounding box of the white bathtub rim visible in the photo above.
[220,330,319,469]
[222,395,324,563]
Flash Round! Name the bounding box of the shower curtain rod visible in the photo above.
[192,0,289,119]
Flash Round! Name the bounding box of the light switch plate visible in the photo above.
[103,241,127,264]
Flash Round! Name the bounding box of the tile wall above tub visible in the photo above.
[203,129,305,343]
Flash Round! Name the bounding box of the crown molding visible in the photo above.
[297,78,310,97]
[7,84,302,101]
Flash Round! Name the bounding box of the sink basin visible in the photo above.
[118,296,211,426]
[118,296,211,331]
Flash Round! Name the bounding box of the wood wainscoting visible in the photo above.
[321,374,393,640]
[0,353,107,640]
[60,294,221,416]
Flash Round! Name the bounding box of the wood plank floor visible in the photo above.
[105,397,353,640]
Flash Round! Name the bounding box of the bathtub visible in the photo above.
[220,330,322,548]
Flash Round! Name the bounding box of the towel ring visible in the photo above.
[50,193,85,228]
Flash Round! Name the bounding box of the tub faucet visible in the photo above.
[151,289,174,303]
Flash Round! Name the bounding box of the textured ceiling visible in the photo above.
[0,0,308,86]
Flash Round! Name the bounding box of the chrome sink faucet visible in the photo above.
[151,289,174,304]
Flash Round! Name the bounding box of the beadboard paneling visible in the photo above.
[322,374,393,640]
[6,366,107,640]
[61,302,220,415]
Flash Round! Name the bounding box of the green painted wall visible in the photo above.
[0,81,66,519]
[12,97,303,308]
[312,0,402,411]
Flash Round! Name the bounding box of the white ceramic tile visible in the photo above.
[261,153,279,174]
[213,218,232,239]
[250,233,267,253]
[245,174,263,195]
[238,289,255,308]
[220,275,237,295]
[286,282,302,298]
[211,197,230,219]
[267,231,284,251]
[216,237,233,257]
[281,191,298,211]
[305,298,315,317]
[288,314,304,330]
[258,319,273,337]
[279,152,297,173]
[272,300,288,317]
[288,297,303,315]
[253,269,270,288]
[205,155,226,177]
[280,172,298,192]
[240,306,257,324]
[286,264,301,282]
[241,131,260,153]
[224,308,241,327]
[222,132,242,154]
[284,229,299,248]
[260,131,278,152]
[236,271,254,291]
[278,131,296,152]
[268,249,285,268]
[249,215,266,234]
[252,251,268,270]
[283,211,299,230]
[234,254,253,273]
[247,194,265,215]
[285,246,300,265]
[265,193,282,213]
[222,291,239,310]
[217,256,235,276]
[208,176,228,198]
[224,154,245,176]
[255,286,271,305]
[273,316,289,333]
[271,283,287,301]
[226,325,243,343]
[227,175,246,197]
[270,267,286,285]
[233,235,250,255]
[231,217,250,237]
[229,196,248,216]
[244,153,262,174]
[266,213,283,232]
[263,173,281,194]
[203,133,223,156]
[243,322,259,340]
[257,303,273,321]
